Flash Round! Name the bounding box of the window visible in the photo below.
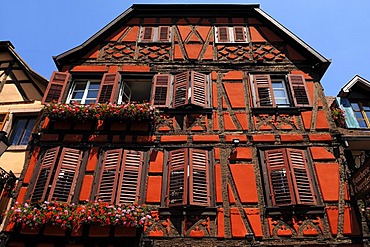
[9,116,37,145]
[251,74,311,108]
[260,148,318,206]
[351,101,370,128]
[42,72,121,105]
[96,149,145,204]
[66,79,100,104]
[118,78,152,104]
[139,26,171,42]
[166,148,212,207]
[30,147,84,203]
[215,26,248,43]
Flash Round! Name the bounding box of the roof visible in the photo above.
[53,4,331,77]
[338,75,370,97]
[0,41,48,85]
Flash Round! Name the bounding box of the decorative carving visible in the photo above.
[252,43,288,62]
[254,114,298,131]
[137,45,171,61]
[217,45,251,61]
[101,43,136,61]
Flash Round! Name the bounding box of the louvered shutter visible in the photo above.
[189,149,210,206]
[173,72,190,108]
[168,149,188,206]
[287,74,311,107]
[253,74,275,107]
[265,149,294,206]
[31,147,60,203]
[141,27,154,41]
[158,26,170,42]
[97,73,120,103]
[217,27,229,42]
[286,149,316,205]
[190,71,208,108]
[48,148,83,203]
[151,74,171,107]
[116,150,143,204]
[96,149,122,203]
[42,71,70,104]
[233,26,246,42]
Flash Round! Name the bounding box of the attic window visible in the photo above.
[351,101,370,128]
[139,26,171,42]
[215,26,248,43]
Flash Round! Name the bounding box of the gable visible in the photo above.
[54,4,330,78]
[0,42,48,102]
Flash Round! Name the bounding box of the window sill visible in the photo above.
[251,106,312,115]
[7,145,28,151]
[266,205,325,216]
[159,206,217,216]
[162,107,213,114]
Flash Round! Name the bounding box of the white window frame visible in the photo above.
[271,78,290,107]
[66,79,100,104]
[215,26,248,43]
[117,82,132,104]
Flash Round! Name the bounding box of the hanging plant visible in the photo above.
[43,101,164,124]
[9,201,154,231]
[331,106,346,128]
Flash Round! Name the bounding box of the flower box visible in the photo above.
[43,224,65,236]
[89,225,110,237]
[20,226,40,235]
[114,226,136,237]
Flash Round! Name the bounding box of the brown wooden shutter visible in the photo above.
[31,147,60,203]
[190,71,207,108]
[97,73,120,103]
[286,149,316,205]
[253,74,275,107]
[287,74,311,107]
[233,26,246,42]
[96,149,122,203]
[48,148,83,203]
[265,149,294,206]
[0,113,8,130]
[158,26,170,42]
[173,71,190,108]
[116,150,144,204]
[141,27,154,41]
[168,149,188,206]
[189,149,210,206]
[217,27,229,42]
[42,71,70,104]
[151,74,171,107]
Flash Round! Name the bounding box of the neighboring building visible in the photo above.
[4,4,365,247]
[0,41,47,224]
[332,75,370,210]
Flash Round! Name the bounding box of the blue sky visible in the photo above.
[1,0,369,96]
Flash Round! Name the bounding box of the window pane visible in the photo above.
[272,82,284,88]
[358,120,368,128]
[10,119,27,145]
[276,99,289,105]
[71,92,84,100]
[88,82,101,90]
[355,111,364,119]
[363,105,370,111]
[74,83,87,91]
[86,91,99,98]
[85,99,96,104]
[274,90,287,98]
[19,118,36,145]
[351,102,360,111]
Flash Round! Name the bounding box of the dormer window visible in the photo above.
[139,26,171,42]
[351,101,370,128]
[215,26,248,43]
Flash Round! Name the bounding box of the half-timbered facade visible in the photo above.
[0,41,47,227]
[5,4,365,247]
